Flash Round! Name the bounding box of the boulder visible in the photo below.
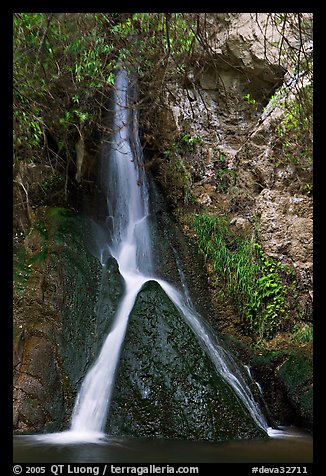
[107,281,266,441]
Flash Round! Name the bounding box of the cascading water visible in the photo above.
[70,70,153,435]
[68,68,272,439]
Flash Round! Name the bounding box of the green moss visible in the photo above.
[46,207,76,236]
[252,347,313,429]
[13,208,126,432]
[278,351,312,391]
[13,208,76,295]
[13,252,34,295]
[160,132,204,206]
[159,156,193,206]
[300,387,313,416]
[277,350,313,424]
[253,349,289,367]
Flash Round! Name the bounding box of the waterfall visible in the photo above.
[69,69,270,437]
[70,69,152,434]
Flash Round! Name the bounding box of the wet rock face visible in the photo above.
[277,351,313,429]
[13,211,120,433]
[252,349,313,431]
[108,281,265,441]
[58,251,124,394]
[13,325,65,433]
[93,256,126,351]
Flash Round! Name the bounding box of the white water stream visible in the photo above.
[67,69,272,439]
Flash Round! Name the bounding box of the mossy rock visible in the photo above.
[108,280,265,441]
[277,350,313,429]
[252,348,313,430]
[51,214,125,400]
[13,208,125,432]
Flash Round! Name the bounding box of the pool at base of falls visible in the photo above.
[13,427,312,463]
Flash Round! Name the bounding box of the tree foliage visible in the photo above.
[14,13,116,163]
[13,13,313,233]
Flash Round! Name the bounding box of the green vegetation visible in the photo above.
[264,81,312,192]
[118,13,196,72]
[13,13,312,338]
[291,322,313,344]
[173,159,193,205]
[243,92,257,107]
[14,13,114,162]
[164,133,203,158]
[193,213,296,341]
[274,95,312,192]
[262,14,313,188]
[14,13,313,220]
[13,13,202,237]
[180,134,203,149]
[277,84,313,167]
[161,133,204,205]
[159,157,193,206]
